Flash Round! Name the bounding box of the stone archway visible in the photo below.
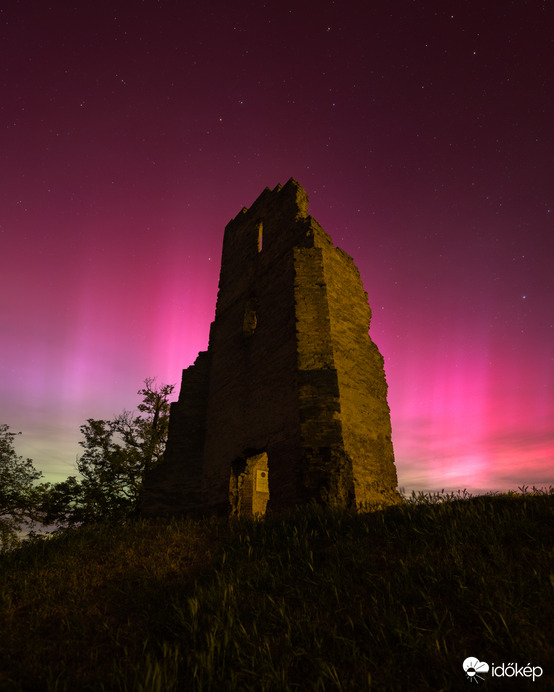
[229,452,269,518]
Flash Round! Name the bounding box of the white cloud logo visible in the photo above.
[463,657,543,683]
[463,657,490,684]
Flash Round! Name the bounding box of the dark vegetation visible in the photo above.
[0,378,174,548]
[1,489,552,691]
[0,424,44,551]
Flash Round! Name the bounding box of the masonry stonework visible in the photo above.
[142,178,400,517]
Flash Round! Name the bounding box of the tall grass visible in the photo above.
[1,488,552,691]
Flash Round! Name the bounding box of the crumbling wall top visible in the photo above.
[227,178,309,231]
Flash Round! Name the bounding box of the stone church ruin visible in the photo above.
[142,178,399,518]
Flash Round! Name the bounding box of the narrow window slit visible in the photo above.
[257,221,263,252]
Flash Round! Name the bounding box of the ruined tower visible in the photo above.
[142,179,399,517]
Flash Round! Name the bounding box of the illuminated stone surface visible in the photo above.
[142,179,399,517]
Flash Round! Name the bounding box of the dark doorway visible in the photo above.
[229,452,269,517]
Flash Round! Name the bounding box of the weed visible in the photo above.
[0,489,552,691]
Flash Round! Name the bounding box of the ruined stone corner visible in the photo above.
[356,486,405,512]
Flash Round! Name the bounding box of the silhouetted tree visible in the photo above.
[43,378,174,527]
[0,424,45,550]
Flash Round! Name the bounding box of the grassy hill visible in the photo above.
[1,489,552,691]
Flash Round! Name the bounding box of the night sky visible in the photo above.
[2,0,552,494]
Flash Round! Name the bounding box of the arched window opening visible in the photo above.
[243,298,257,336]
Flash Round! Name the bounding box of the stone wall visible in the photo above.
[141,351,209,515]
[141,178,399,518]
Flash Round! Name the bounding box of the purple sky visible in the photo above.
[1,0,552,494]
